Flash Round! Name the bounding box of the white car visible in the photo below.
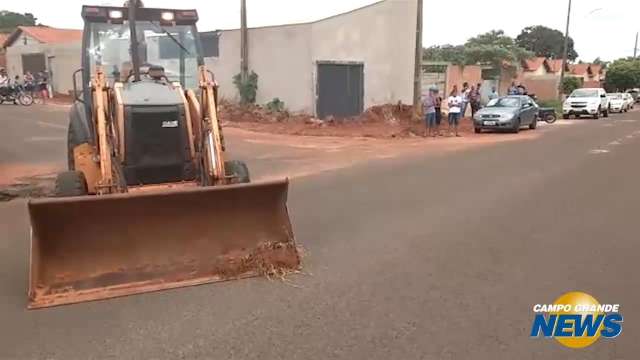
[563,88,610,119]
[607,93,629,113]
[624,93,635,110]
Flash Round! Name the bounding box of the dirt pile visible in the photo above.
[218,100,477,139]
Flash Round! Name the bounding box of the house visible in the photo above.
[0,33,8,68]
[570,63,605,88]
[3,26,82,95]
[205,0,418,117]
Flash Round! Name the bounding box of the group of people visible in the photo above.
[423,82,493,138]
[0,68,49,104]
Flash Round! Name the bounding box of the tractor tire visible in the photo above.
[67,123,78,170]
[55,171,88,197]
[225,160,251,184]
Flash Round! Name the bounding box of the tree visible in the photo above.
[463,30,532,68]
[424,30,532,69]
[516,25,578,61]
[423,45,466,64]
[561,77,582,95]
[605,58,640,91]
[0,10,37,32]
[592,57,608,69]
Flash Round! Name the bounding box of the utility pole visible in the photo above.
[558,0,572,100]
[240,0,249,81]
[413,0,423,118]
[634,32,638,58]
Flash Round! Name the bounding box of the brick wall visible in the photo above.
[445,65,482,95]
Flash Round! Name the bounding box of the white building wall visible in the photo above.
[6,41,81,95]
[310,0,417,109]
[206,23,313,113]
[205,0,417,115]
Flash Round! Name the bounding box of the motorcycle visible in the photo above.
[0,84,34,106]
[538,108,557,124]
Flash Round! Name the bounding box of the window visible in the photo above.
[158,36,181,59]
[200,32,219,58]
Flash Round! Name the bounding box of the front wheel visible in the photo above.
[19,93,34,106]
[511,119,521,133]
[225,160,250,184]
[529,118,538,130]
[55,171,88,197]
[474,127,482,134]
[603,108,609,118]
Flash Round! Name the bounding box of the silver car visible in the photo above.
[473,96,539,133]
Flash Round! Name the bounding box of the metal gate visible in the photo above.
[316,62,364,119]
[21,53,46,74]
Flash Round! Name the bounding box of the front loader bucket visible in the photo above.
[27,180,299,309]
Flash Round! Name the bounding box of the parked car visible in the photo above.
[624,93,635,110]
[563,88,609,119]
[473,95,538,133]
[627,89,639,103]
[607,93,629,113]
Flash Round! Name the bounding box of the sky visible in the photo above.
[3,0,640,61]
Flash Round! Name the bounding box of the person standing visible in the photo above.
[37,71,49,104]
[460,82,470,118]
[470,85,481,118]
[488,86,499,101]
[423,88,437,138]
[434,91,443,136]
[0,68,8,89]
[447,88,463,137]
[509,82,518,95]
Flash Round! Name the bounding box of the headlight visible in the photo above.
[108,10,123,19]
[161,11,175,22]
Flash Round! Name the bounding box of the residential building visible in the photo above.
[0,33,8,69]
[205,0,418,117]
[3,26,82,94]
[570,63,605,88]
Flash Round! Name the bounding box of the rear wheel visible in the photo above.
[225,160,250,184]
[545,114,557,124]
[55,171,88,197]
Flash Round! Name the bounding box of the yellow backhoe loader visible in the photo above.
[27,2,300,309]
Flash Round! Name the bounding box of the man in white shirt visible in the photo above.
[0,68,10,98]
[447,89,463,137]
[0,69,8,88]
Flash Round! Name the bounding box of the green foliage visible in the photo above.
[515,25,578,61]
[232,71,259,104]
[266,98,285,112]
[561,77,582,95]
[0,10,37,32]
[424,30,532,69]
[538,99,562,113]
[423,45,466,64]
[605,58,640,91]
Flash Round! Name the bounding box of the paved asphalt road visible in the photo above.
[1,105,640,359]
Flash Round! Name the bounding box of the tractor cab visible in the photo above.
[80,5,204,93]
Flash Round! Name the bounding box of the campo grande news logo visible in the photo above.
[530,292,623,348]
